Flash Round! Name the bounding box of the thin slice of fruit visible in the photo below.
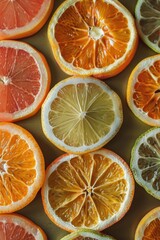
[60,229,116,240]
[41,148,134,232]
[0,213,47,240]
[127,55,160,126]
[0,122,45,213]
[48,0,138,79]
[135,207,160,240]
[130,127,160,200]
[41,76,123,154]
[0,40,51,122]
[135,0,160,53]
[0,0,53,40]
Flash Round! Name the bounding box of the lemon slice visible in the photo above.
[41,77,123,154]
[60,229,116,240]
[135,0,160,53]
[130,127,160,199]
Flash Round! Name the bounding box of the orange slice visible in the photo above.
[0,0,53,40]
[41,148,134,232]
[0,122,45,213]
[41,76,123,154]
[127,55,160,126]
[0,213,47,239]
[0,40,51,122]
[48,0,138,79]
[135,207,160,240]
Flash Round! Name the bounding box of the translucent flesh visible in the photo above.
[49,83,115,147]
[48,153,127,228]
[142,218,160,240]
[137,132,160,191]
[54,0,129,69]
[0,46,40,116]
[133,60,160,120]
[73,237,97,240]
[0,221,36,240]
[138,0,160,47]
[0,130,36,206]
[0,0,44,30]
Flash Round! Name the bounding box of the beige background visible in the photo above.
[17,0,159,239]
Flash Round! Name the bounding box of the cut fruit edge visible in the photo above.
[48,0,138,78]
[41,148,135,232]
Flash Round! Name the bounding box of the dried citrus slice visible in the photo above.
[41,149,134,232]
[41,77,123,154]
[127,55,160,126]
[0,40,51,122]
[0,122,45,213]
[48,0,138,79]
[0,0,53,40]
[130,127,160,200]
[0,213,47,240]
[135,0,160,53]
[135,207,160,240]
[60,229,116,240]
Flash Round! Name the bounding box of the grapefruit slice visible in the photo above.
[0,40,51,122]
[0,213,47,239]
[0,0,54,40]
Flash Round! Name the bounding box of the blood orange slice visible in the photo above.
[0,0,53,40]
[0,213,47,239]
[0,40,51,122]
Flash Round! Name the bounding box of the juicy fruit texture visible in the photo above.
[135,0,160,53]
[0,0,53,39]
[0,122,45,213]
[127,55,160,126]
[130,127,160,199]
[41,149,134,232]
[48,0,138,78]
[60,229,116,240]
[135,207,160,240]
[0,213,47,240]
[0,40,51,122]
[41,77,123,154]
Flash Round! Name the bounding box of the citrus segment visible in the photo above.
[60,229,116,240]
[0,213,47,240]
[0,122,45,213]
[135,207,160,240]
[41,149,134,231]
[41,77,123,154]
[0,40,51,122]
[0,0,53,40]
[135,0,160,53]
[48,0,138,78]
[130,127,160,199]
[127,55,160,126]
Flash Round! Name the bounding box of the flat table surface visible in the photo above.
[17,0,159,239]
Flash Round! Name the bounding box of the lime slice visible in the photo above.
[60,229,116,240]
[135,0,160,53]
[130,127,160,199]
